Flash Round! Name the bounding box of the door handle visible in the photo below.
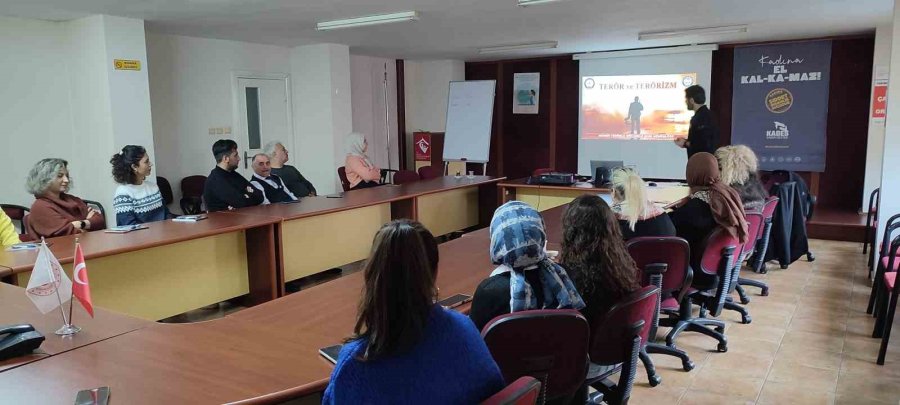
[244,151,252,169]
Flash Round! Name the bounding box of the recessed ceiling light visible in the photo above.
[478,41,559,54]
[638,25,748,40]
[316,11,419,31]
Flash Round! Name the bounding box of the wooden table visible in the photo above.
[0,212,281,321]
[0,283,149,373]
[498,177,690,211]
[0,219,500,404]
[0,177,501,320]
[1,199,700,403]
[233,176,502,284]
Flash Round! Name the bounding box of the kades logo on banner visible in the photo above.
[766,121,790,140]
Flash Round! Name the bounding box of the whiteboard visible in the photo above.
[443,80,496,163]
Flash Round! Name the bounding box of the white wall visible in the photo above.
[351,55,400,171]
[0,15,155,225]
[403,59,465,168]
[147,33,290,208]
[863,24,893,210]
[0,16,75,208]
[291,44,352,194]
[877,0,900,267]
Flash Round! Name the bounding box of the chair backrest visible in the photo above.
[761,196,779,221]
[742,211,765,254]
[880,213,900,261]
[588,286,657,365]
[532,168,553,176]
[417,165,442,180]
[698,228,739,317]
[83,200,106,219]
[626,237,692,302]
[481,309,589,403]
[181,175,207,198]
[156,176,174,206]
[480,376,542,405]
[392,170,420,185]
[337,166,351,191]
[588,286,657,405]
[1,204,29,234]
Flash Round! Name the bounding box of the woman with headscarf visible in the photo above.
[469,201,586,332]
[669,152,748,266]
[343,132,382,190]
[715,145,768,211]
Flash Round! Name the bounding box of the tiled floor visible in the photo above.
[629,239,900,405]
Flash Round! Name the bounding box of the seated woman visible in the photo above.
[323,220,504,404]
[26,158,106,239]
[610,168,676,239]
[343,132,382,190]
[715,145,769,211]
[560,195,640,325]
[111,145,170,225]
[0,210,21,246]
[469,201,585,332]
[669,153,748,280]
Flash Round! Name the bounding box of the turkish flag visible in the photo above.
[72,243,94,318]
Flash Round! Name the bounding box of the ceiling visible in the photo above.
[0,0,892,60]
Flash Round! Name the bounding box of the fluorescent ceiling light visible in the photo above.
[316,11,419,31]
[479,41,558,54]
[638,25,748,40]
[518,0,567,6]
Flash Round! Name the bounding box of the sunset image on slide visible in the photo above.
[581,73,697,141]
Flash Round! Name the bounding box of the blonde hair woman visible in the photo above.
[610,168,675,239]
[715,145,768,211]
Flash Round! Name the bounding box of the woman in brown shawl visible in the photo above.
[26,158,106,239]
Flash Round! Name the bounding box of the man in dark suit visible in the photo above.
[674,85,718,157]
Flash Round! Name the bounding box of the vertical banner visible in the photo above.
[414,132,431,161]
[732,41,832,172]
[513,72,540,114]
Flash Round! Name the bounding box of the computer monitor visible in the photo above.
[590,160,624,185]
[590,160,624,179]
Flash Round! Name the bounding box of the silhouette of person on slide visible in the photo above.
[626,96,643,136]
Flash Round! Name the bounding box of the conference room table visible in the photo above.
[0,190,690,403]
[498,177,691,211]
[0,176,502,320]
[0,213,281,321]
[233,176,502,286]
[0,282,149,373]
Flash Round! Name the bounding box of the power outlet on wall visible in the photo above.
[208,128,216,135]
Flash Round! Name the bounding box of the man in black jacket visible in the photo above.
[674,85,718,157]
[203,139,265,212]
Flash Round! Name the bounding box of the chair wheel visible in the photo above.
[740,297,751,305]
[761,288,769,296]
[682,360,695,371]
[717,343,728,352]
[649,375,662,387]
[742,316,752,324]
[715,326,725,334]
[807,253,815,262]
[780,264,789,269]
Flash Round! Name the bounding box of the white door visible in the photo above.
[235,76,292,177]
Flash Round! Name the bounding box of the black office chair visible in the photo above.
[83,200,106,219]
[1,204,29,235]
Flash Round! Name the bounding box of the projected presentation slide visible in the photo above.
[581,73,697,141]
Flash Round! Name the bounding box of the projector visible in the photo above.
[533,172,576,185]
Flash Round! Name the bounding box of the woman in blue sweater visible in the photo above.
[323,220,505,404]
[110,145,170,225]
